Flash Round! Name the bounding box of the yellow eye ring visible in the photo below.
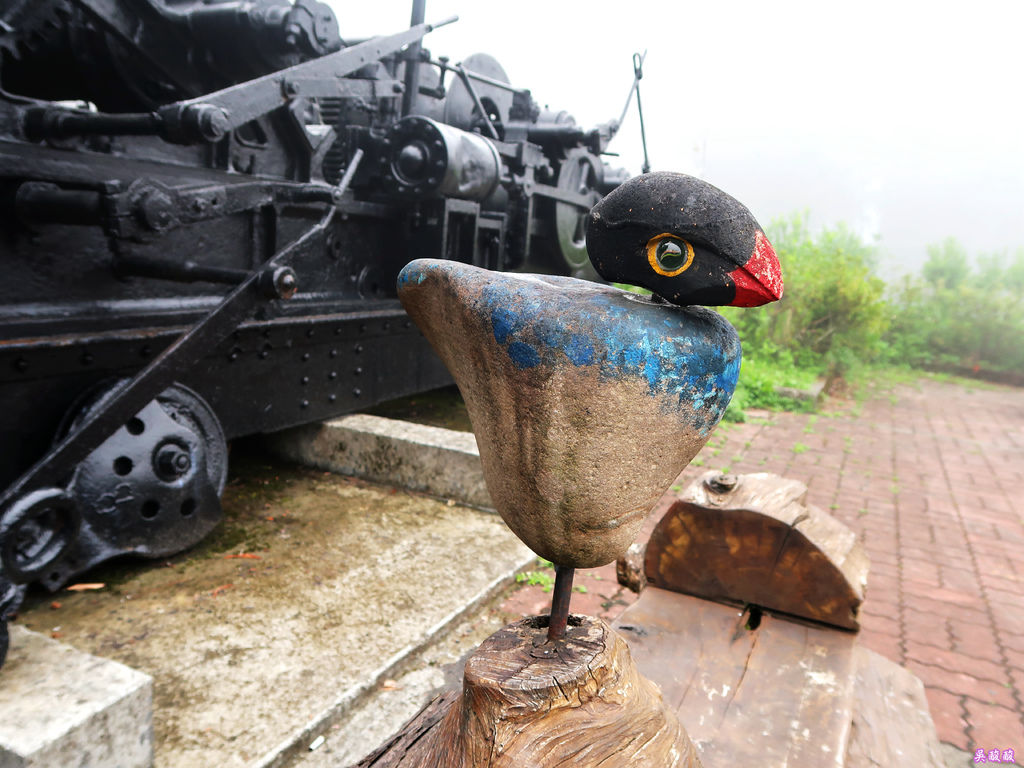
[646,233,695,277]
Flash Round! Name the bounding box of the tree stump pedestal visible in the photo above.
[356,615,701,767]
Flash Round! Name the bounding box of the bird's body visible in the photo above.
[398,262,741,567]
[397,171,782,579]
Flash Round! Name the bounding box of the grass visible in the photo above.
[725,355,821,422]
[515,558,555,592]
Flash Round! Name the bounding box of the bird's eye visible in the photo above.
[646,233,695,277]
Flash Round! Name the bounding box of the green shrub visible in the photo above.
[721,212,889,380]
[884,243,1024,374]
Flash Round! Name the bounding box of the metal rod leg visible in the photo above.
[547,565,575,642]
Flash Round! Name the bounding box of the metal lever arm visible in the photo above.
[0,206,331,524]
[159,17,458,143]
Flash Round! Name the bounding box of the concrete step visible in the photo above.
[11,417,530,768]
[0,625,153,768]
[264,414,490,510]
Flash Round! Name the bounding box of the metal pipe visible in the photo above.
[429,58,528,95]
[401,0,427,116]
[547,565,575,641]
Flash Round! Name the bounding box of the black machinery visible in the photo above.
[0,0,632,663]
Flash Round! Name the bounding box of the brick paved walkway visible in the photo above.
[499,376,1024,759]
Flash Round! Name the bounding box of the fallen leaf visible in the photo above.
[50,601,62,610]
[210,584,234,597]
[380,679,400,690]
[66,583,105,591]
[50,631,63,639]
[225,553,262,560]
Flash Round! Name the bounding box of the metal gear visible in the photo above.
[554,148,603,279]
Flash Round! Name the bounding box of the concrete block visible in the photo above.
[775,380,825,402]
[0,625,152,768]
[265,413,492,508]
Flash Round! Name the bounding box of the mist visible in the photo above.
[332,0,1024,273]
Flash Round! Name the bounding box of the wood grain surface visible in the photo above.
[353,616,701,767]
[643,471,868,629]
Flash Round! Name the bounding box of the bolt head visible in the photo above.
[155,444,192,480]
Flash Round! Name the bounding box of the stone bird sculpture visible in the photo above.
[398,171,783,639]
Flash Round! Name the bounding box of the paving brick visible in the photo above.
[903,594,989,623]
[861,594,900,619]
[991,605,1024,635]
[905,661,1017,709]
[949,617,1003,661]
[860,611,900,638]
[924,687,969,750]
[1004,647,1024,670]
[964,698,1024,753]
[858,629,904,664]
[986,585,1024,609]
[904,641,1009,684]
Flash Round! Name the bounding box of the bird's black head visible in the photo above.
[585,171,783,307]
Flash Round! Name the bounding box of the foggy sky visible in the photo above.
[335,0,1024,272]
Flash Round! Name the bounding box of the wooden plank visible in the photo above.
[643,471,868,629]
[845,646,945,767]
[615,587,858,767]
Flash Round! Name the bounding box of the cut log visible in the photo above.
[642,471,868,629]
[352,616,702,767]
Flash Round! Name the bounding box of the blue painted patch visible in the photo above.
[397,262,428,287]
[491,306,521,345]
[507,341,540,369]
[397,260,743,429]
[565,334,595,366]
[475,275,742,425]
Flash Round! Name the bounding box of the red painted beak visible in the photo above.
[728,230,784,307]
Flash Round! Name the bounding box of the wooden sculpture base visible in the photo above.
[356,615,702,767]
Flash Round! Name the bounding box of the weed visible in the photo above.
[515,558,556,592]
[792,442,809,454]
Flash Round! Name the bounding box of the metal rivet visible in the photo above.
[301,376,309,385]
[352,388,362,398]
[13,358,28,372]
[306,329,315,338]
[328,394,336,402]
[300,399,310,408]
[329,349,338,358]
[354,366,363,376]
[328,371,337,380]
[706,474,738,493]
[354,344,363,354]
[302,352,310,361]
